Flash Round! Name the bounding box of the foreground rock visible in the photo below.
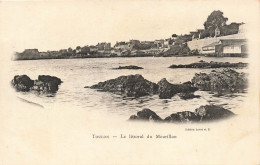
[169,61,248,69]
[191,68,248,94]
[164,111,199,123]
[157,79,198,99]
[194,105,235,121]
[12,75,62,93]
[129,108,162,121]
[113,65,144,70]
[88,74,158,97]
[130,105,235,123]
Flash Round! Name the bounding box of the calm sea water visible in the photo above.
[11,56,248,119]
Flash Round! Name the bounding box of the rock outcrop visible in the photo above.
[88,74,158,98]
[12,75,34,92]
[88,75,199,99]
[194,105,235,121]
[12,75,62,93]
[129,108,162,121]
[38,75,62,85]
[130,105,235,123]
[165,105,235,123]
[169,61,248,69]
[157,79,198,99]
[113,65,144,70]
[191,68,248,94]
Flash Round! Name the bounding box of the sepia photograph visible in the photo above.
[0,0,259,164]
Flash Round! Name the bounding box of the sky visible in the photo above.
[0,0,257,52]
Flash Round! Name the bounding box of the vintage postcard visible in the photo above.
[0,0,259,164]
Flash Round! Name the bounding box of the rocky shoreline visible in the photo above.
[129,105,235,123]
[169,61,248,68]
[12,68,247,123]
[86,68,247,99]
[12,75,62,93]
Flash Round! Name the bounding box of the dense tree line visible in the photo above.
[131,43,157,50]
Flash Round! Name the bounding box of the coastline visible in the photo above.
[12,54,248,61]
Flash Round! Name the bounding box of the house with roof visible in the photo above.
[188,23,247,56]
[202,39,247,56]
[219,39,247,55]
[202,42,220,54]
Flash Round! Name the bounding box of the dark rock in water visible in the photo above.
[157,78,198,99]
[169,61,248,69]
[12,75,34,91]
[178,92,201,100]
[113,65,144,70]
[38,75,62,85]
[129,105,235,123]
[195,105,235,121]
[191,68,248,94]
[157,78,177,99]
[89,74,158,98]
[89,75,198,99]
[164,111,200,123]
[12,75,62,93]
[129,108,162,121]
[34,75,62,93]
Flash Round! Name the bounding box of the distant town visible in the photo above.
[14,10,247,60]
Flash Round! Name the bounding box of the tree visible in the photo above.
[200,30,210,39]
[68,47,73,53]
[203,10,228,37]
[204,10,228,30]
[81,46,90,54]
[180,43,190,55]
[59,49,69,56]
[168,38,174,45]
[164,45,180,55]
[131,43,153,50]
[220,22,240,36]
[172,34,177,38]
[174,35,192,45]
[76,46,81,50]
